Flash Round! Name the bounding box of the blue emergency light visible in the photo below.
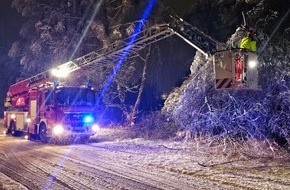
[83,115,94,123]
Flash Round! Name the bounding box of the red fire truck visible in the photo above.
[4,66,100,143]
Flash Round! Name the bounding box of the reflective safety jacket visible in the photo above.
[239,37,257,52]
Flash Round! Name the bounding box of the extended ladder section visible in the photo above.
[8,23,175,96]
[163,10,225,56]
[61,23,174,72]
[52,10,226,76]
[8,10,259,97]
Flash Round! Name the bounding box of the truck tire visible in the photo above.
[39,123,49,143]
[27,131,37,141]
[9,121,17,136]
[26,128,35,140]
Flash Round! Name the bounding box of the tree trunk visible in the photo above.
[128,45,151,126]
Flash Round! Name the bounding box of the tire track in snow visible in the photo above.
[0,138,77,189]
[0,150,68,189]
[41,144,216,190]
[7,145,111,189]
[3,140,163,190]
[29,149,164,190]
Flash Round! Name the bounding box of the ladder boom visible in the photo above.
[163,10,225,56]
[65,24,174,71]
[9,11,228,96]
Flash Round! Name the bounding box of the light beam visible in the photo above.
[95,0,157,109]
[43,2,104,190]
[258,8,290,56]
[70,0,104,60]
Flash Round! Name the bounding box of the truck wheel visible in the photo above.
[27,132,37,141]
[39,124,49,143]
[26,129,34,140]
[9,121,17,136]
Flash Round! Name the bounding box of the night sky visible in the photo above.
[0,0,23,48]
[0,0,22,116]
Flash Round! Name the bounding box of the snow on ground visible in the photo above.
[1,118,290,189]
[0,119,27,190]
[0,172,27,190]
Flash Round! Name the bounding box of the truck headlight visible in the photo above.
[92,124,100,132]
[249,60,257,69]
[53,125,64,135]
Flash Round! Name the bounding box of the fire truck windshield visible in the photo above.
[56,88,95,107]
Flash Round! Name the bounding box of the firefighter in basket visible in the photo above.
[235,28,257,83]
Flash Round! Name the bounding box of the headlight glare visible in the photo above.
[92,124,100,132]
[53,125,64,135]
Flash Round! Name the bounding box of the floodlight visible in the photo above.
[249,60,257,69]
[51,66,70,78]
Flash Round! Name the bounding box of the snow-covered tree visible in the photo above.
[9,0,109,79]
[163,0,290,147]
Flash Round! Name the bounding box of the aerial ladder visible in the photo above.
[9,10,259,95]
[4,11,259,142]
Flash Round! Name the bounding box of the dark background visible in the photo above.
[0,0,23,117]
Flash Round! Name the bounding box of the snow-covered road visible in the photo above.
[0,126,290,190]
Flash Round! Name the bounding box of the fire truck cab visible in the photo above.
[4,80,100,143]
